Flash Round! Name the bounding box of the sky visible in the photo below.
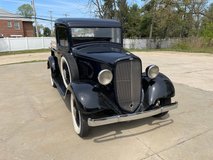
[0,0,213,28]
[0,0,143,27]
[0,0,92,27]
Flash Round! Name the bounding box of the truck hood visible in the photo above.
[73,43,138,65]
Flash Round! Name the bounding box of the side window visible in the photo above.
[57,27,68,47]
[14,21,20,30]
[8,21,12,28]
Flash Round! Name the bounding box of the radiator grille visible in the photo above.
[115,59,142,112]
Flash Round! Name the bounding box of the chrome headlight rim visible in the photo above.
[146,64,159,79]
[98,69,113,85]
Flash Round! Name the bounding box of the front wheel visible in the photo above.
[70,94,89,137]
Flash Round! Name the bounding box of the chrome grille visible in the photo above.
[115,59,142,112]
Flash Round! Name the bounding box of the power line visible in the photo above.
[0,16,54,22]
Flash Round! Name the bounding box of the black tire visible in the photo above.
[60,54,79,89]
[70,94,89,137]
[153,98,171,118]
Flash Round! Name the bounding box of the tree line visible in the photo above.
[16,1,213,44]
[89,0,213,41]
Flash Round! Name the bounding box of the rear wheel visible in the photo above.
[50,73,56,88]
[60,56,71,88]
[70,94,89,137]
[153,98,171,118]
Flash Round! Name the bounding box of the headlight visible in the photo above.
[98,69,113,85]
[146,65,159,79]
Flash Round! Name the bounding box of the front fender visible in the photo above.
[70,82,118,115]
[142,73,175,107]
[47,55,56,71]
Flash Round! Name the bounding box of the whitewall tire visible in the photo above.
[60,56,71,88]
[70,94,89,137]
[50,70,56,88]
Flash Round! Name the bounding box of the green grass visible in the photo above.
[128,47,213,54]
[0,49,50,56]
[0,46,212,56]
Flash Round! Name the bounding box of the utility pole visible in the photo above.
[31,0,39,37]
[49,11,53,35]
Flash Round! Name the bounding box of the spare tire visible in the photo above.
[60,54,79,88]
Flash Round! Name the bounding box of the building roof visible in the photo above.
[55,18,121,28]
[0,8,33,22]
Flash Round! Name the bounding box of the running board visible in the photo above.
[52,75,67,99]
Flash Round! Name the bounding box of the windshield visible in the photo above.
[71,28,121,45]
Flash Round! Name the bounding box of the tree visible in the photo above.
[200,3,213,45]
[126,4,143,38]
[88,0,129,37]
[37,24,44,37]
[17,4,33,18]
[103,0,116,18]
[88,0,104,18]
[88,0,211,39]
[140,0,209,38]
[202,2,213,20]
[43,27,51,37]
[141,0,157,38]
[89,0,116,18]
[117,0,129,35]
[201,3,213,24]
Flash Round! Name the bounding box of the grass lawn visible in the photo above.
[0,47,212,56]
[128,47,213,54]
[0,49,50,56]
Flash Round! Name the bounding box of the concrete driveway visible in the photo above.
[0,51,213,160]
[134,51,213,92]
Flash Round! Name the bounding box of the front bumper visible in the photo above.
[88,102,178,127]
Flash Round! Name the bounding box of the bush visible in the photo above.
[172,41,190,50]
[170,37,213,53]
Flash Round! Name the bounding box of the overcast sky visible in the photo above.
[0,0,212,28]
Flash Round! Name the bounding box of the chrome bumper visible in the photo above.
[88,102,178,127]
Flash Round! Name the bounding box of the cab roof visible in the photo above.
[55,18,121,28]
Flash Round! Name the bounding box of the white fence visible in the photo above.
[0,37,55,52]
[0,37,179,52]
[123,38,179,49]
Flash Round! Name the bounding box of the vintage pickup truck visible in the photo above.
[47,18,178,137]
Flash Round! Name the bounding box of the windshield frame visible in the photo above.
[70,27,123,47]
